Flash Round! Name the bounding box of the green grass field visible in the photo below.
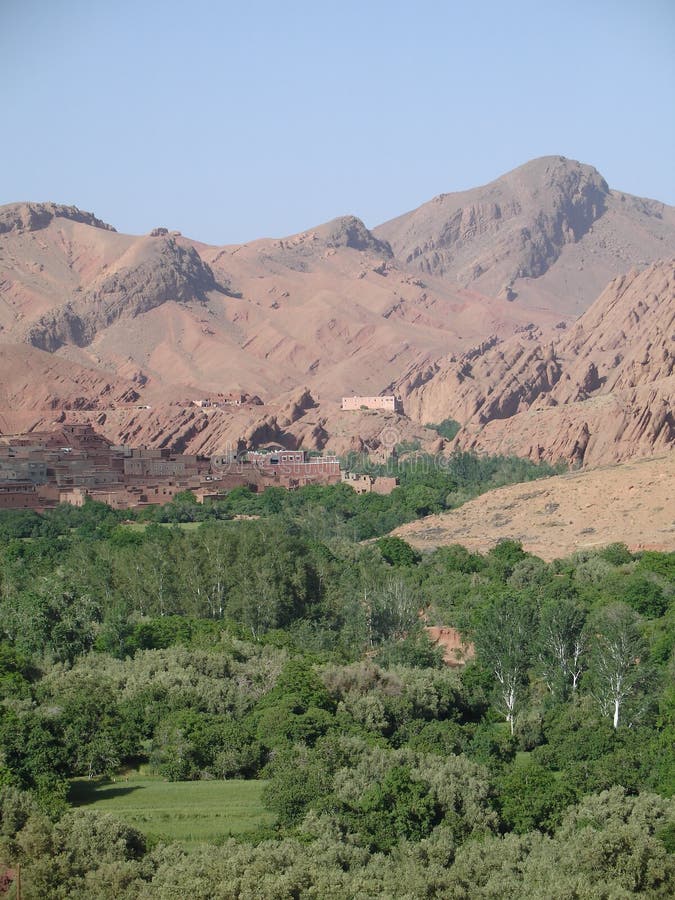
[69,774,274,845]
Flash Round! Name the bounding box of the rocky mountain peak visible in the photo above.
[0,202,116,234]
[318,215,393,256]
[507,155,608,190]
[373,156,620,301]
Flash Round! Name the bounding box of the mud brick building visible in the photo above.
[341,472,399,495]
[0,427,341,510]
[341,395,403,413]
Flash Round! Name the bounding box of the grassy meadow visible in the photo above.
[69,774,274,845]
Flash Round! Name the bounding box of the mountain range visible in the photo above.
[0,156,673,466]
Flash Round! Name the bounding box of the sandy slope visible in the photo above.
[393,453,675,560]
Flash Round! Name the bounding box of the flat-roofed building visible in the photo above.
[341,395,402,413]
[341,472,399,495]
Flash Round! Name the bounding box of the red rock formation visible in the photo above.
[1,158,673,469]
[399,261,674,466]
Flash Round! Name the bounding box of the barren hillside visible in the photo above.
[394,452,675,560]
[0,203,563,453]
[0,157,673,464]
[375,156,675,316]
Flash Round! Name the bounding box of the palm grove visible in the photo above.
[0,454,673,898]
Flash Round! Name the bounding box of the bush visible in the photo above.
[425,418,461,441]
[376,536,421,567]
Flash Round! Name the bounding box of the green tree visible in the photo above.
[348,764,442,851]
[376,536,421,567]
[370,576,419,644]
[536,598,586,698]
[474,593,534,735]
[498,760,577,833]
[262,744,334,826]
[588,603,652,729]
[425,418,461,441]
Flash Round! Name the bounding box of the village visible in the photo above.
[0,394,402,511]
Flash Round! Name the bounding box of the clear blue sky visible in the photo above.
[2,0,674,244]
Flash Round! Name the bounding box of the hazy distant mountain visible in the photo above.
[374,156,675,315]
[0,158,673,466]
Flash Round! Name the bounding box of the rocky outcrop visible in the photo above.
[551,265,675,398]
[253,216,393,273]
[398,336,562,426]
[459,381,674,467]
[25,237,219,351]
[0,202,116,234]
[234,388,322,451]
[240,416,298,451]
[398,260,675,466]
[317,216,393,256]
[0,344,147,431]
[277,387,317,427]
